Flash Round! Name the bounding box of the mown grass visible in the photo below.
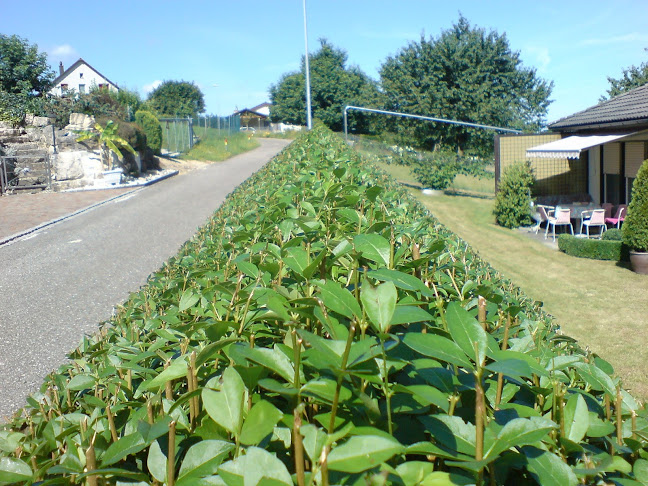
[372,159,648,400]
[182,127,260,162]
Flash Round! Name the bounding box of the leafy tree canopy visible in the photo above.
[146,80,205,118]
[379,15,553,155]
[270,39,381,132]
[603,48,648,100]
[0,33,54,95]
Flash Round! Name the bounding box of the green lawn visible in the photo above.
[183,128,260,162]
[373,160,648,401]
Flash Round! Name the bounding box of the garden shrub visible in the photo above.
[623,159,648,252]
[602,228,623,240]
[493,161,535,228]
[411,148,459,189]
[558,233,628,261]
[135,109,163,154]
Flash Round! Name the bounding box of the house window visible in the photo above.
[627,177,636,203]
[78,84,86,94]
[80,72,84,79]
[605,173,621,205]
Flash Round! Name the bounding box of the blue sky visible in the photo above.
[2,0,647,125]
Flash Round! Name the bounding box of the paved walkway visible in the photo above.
[0,188,134,243]
[0,138,290,419]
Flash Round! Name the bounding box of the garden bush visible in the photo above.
[2,124,648,486]
[602,228,623,241]
[135,109,163,154]
[623,159,648,252]
[493,162,535,228]
[558,233,627,261]
[410,148,459,190]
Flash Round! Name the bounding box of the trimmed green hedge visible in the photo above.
[558,233,629,261]
[2,124,647,486]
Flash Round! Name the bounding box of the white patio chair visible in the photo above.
[580,209,607,238]
[545,208,573,241]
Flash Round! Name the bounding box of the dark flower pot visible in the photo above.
[629,250,648,274]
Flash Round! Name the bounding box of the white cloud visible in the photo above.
[142,80,162,94]
[580,32,648,47]
[48,44,79,64]
[522,46,551,72]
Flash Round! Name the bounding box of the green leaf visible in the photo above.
[420,471,473,486]
[354,234,391,266]
[236,261,259,279]
[218,447,292,486]
[368,269,431,295]
[327,435,404,473]
[0,457,32,483]
[402,332,474,370]
[633,458,648,485]
[396,461,435,486]
[282,247,309,277]
[418,416,475,456]
[318,280,362,320]
[523,447,578,486]
[485,417,556,459]
[67,374,96,391]
[240,400,283,446]
[337,208,363,226]
[147,440,167,483]
[179,289,200,312]
[391,306,434,325]
[145,356,188,391]
[445,302,487,366]
[100,432,146,467]
[403,385,450,412]
[573,362,616,398]
[236,345,296,384]
[177,440,234,484]
[202,367,246,436]
[300,424,327,463]
[563,394,589,443]
[361,280,397,333]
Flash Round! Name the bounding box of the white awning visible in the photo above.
[526,134,630,159]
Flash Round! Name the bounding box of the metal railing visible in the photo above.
[0,155,52,195]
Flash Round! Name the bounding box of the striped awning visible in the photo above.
[526,134,630,159]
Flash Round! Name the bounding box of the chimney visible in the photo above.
[59,62,64,75]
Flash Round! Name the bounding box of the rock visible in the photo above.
[66,113,95,131]
[52,151,102,181]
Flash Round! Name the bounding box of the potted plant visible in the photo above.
[76,120,137,185]
[622,159,648,274]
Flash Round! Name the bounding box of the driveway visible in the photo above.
[0,138,290,419]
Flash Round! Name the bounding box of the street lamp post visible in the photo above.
[303,0,312,130]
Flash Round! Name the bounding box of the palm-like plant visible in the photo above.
[76,120,137,170]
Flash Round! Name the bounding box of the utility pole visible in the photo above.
[303,0,313,130]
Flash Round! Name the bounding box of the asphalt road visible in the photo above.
[0,138,290,419]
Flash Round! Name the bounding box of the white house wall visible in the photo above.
[51,64,117,96]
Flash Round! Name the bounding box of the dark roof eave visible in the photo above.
[551,118,648,133]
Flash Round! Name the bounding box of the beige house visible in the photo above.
[50,58,119,97]
[496,83,648,205]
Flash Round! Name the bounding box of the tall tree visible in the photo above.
[603,49,648,100]
[0,34,54,95]
[270,39,381,132]
[146,80,205,118]
[380,16,553,155]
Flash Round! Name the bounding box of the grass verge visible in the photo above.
[182,128,260,162]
